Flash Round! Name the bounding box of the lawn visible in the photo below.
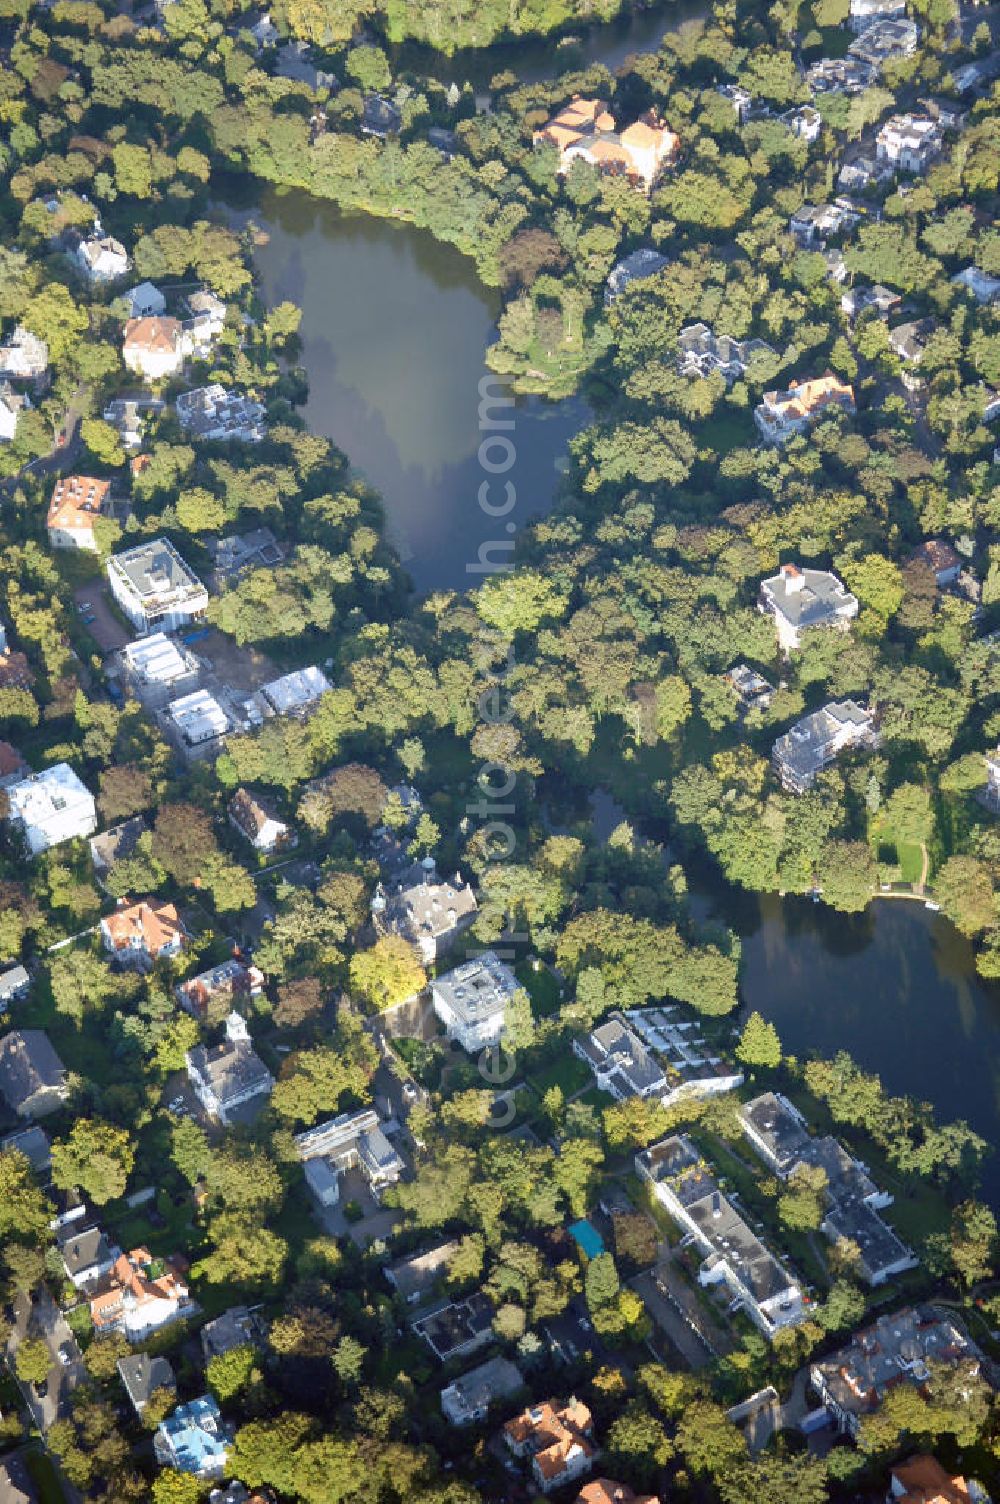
[528,1053,592,1100]
[516,961,562,1018]
[25,1448,67,1504]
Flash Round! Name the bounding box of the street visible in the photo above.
[7,1286,87,1433]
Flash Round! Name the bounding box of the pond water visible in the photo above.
[238,186,589,594]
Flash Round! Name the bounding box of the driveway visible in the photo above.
[73,584,131,655]
[630,1269,715,1371]
[7,1287,87,1431]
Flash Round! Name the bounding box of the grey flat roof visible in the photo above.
[110,538,204,604]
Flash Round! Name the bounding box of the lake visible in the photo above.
[241,187,589,594]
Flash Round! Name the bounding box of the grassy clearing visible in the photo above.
[528,1054,593,1100]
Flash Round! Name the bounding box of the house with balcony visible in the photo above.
[849,15,919,64]
[123,316,185,381]
[46,475,111,551]
[441,1355,525,1426]
[176,959,265,1023]
[101,898,187,971]
[754,372,855,445]
[636,1135,806,1338]
[162,688,230,762]
[294,1106,405,1206]
[810,1306,981,1437]
[759,563,859,653]
[107,539,208,634]
[876,113,943,173]
[772,700,878,793]
[504,1397,598,1495]
[676,324,775,385]
[91,1247,193,1339]
[155,1396,231,1478]
[575,1007,742,1109]
[119,633,200,708]
[175,384,265,443]
[431,950,521,1053]
[789,202,860,247]
[6,763,97,855]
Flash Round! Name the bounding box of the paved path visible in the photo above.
[7,1287,87,1433]
[629,1269,716,1371]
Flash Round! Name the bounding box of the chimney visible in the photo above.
[781,563,804,593]
[712,1192,722,1218]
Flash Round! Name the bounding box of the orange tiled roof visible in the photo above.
[103,898,185,956]
[505,1398,596,1483]
[0,741,27,779]
[0,652,34,690]
[47,475,111,535]
[123,316,181,354]
[891,1455,973,1504]
[91,1247,188,1328]
[576,1482,661,1504]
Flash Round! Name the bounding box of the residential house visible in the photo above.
[890,317,935,374]
[107,538,208,634]
[75,231,129,284]
[176,960,265,1023]
[806,56,876,92]
[0,1029,69,1117]
[504,1397,597,1494]
[92,1247,193,1339]
[46,475,111,551]
[253,665,332,719]
[162,688,230,762]
[0,643,33,690]
[837,153,894,192]
[361,92,402,137]
[676,323,775,385]
[228,788,295,854]
[840,285,901,320]
[725,663,774,715]
[385,1240,461,1305]
[740,1093,917,1285]
[118,1353,176,1418]
[119,633,200,707]
[6,763,97,855]
[207,528,284,589]
[200,1305,266,1362]
[887,1455,990,1504]
[578,1005,742,1108]
[103,395,160,449]
[637,1135,806,1337]
[373,858,477,964]
[0,380,28,441]
[154,1396,231,1478]
[0,325,48,381]
[1,1124,52,1174]
[59,1223,120,1290]
[717,83,753,122]
[782,104,822,140]
[952,267,1000,305]
[122,316,184,381]
[918,97,966,131]
[534,96,678,193]
[849,16,919,64]
[576,1485,661,1504]
[175,384,265,443]
[908,539,961,588]
[759,563,859,653]
[100,898,187,970]
[848,0,906,30]
[754,372,855,445]
[0,964,31,1009]
[182,290,228,356]
[810,1306,981,1437]
[440,1356,524,1425]
[124,282,166,318]
[185,1012,274,1125]
[430,950,520,1052]
[90,817,148,884]
[773,700,878,793]
[295,1107,405,1206]
[876,113,942,172]
[604,248,669,305]
[414,1290,496,1361]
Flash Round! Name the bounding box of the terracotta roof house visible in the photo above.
[754,372,855,445]
[47,475,111,551]
[0,740,29,789]
[887,1454,987,1504]
[534,96,678,193]
[504,1397,597,1494]
[91,1247,193,1339]
[0,1029,69,1117]
[576,1484,661,1504]
[122,316,184,381]
[100,898,187,970]
[908,539,962,588]
[0,649,34,690]
[228,788,295,854]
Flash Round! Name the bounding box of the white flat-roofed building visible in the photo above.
[163,689,229,761]
[759,563,859,654]
[107,539,208,634]
[259,665,331,717]
[441,1356,525,1426]
[120,632,200,707]
[636,1134,806,1339]
[876,113,942,173]
[849,15,919,64]
[175,384,265,443]
[575,1006,743,1108]
[0,325,48,380]
[294,1105,404,1204]
[431,950,520,1053]
[7,763,97,855]
[848,0,905,27]
[773,700,878,793]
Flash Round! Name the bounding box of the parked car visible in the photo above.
[57,1342,73,1367]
